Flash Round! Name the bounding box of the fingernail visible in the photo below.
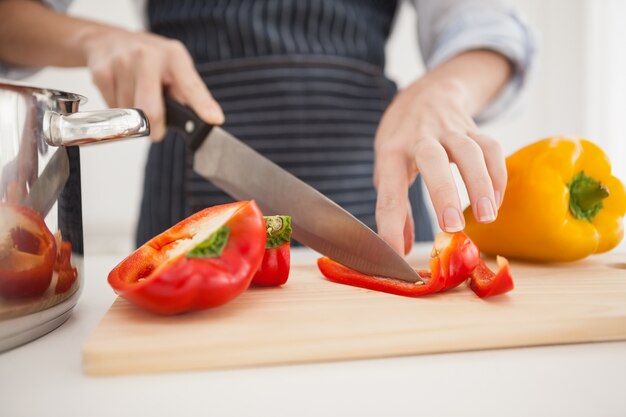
[443,207,464,232]
[477,197,496,223]
[495,191,503,208]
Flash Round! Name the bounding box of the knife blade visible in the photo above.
[22,148,69,218]
[165,98,422,283]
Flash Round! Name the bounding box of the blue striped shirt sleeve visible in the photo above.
[412,0,536,122]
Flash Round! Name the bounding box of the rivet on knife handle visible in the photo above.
[164,97,214,151]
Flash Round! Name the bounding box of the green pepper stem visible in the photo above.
[264,215,292,249]
[568,171,610,221]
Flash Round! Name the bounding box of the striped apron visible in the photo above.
[137,0,433,246]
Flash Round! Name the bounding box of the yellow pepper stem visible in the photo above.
[568,171,610,221]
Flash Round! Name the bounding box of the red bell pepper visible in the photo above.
[317,231,480,297]
[468,256,514,298]
[54,236,78,294]
[252,215,292,287]
[108,201,266,315]
[0,204,56,299]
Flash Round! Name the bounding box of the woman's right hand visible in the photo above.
[80,29,224,140]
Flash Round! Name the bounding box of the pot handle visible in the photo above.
[43,108,150,147]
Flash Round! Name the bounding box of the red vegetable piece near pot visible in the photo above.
[252,215,292,287]
[108,201,266,315]
[54,236,78,294]
[0,204,57,299]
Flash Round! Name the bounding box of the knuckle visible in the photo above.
[480,136,503,156]
[413,138,442,160]
[453,137,483,156]
[376,191,403,213]
[135,44,156,61]
[112,52,131,68]
[430,182,455,204]
[168,39,189,56]
[441,131,467,142]
[472,176,493,189]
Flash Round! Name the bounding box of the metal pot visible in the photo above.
[0,82,149,351]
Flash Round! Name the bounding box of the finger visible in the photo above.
[91,65,116,108]
[469,132,507,208]
[167,43,224,125]
[113,57,135,108]
[172,69,224,125]
[441,133,496,224]
[134,58,166,141]
[413,137,464,233]
[375,151,410,255]
[404,200,415,255]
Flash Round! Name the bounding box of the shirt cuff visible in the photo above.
[425,9,536,123]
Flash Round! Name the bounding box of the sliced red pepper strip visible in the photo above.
[318,231,480,297]
[108,201,266,315]
[468,256,514,298]
[252,215,292,287]
[318,258,433,296]
[0,204,56,299]
[431,231,481,291]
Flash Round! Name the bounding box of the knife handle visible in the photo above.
[164,96,214,151]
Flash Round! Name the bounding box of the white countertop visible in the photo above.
[1,248,625,417]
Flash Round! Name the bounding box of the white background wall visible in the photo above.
[9,0,625,254]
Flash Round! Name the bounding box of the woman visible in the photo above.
[0,0,534,254]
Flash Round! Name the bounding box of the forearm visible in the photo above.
[409,49,513,117]
[0,0,121,68]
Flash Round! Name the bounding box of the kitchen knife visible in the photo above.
[165,98,422,283]
[22,148,70,218]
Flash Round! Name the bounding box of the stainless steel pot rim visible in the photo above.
[0,81,86,104]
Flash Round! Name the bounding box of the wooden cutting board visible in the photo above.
[82,249,626,376]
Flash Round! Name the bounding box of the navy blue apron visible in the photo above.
[137,0,433,246]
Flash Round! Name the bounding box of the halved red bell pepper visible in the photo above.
[318,231,480,297]
[468,256,514,298]
[252,215,291,287]
[54,236,78,294]
[0,204,56,299]
[108,201,266,315]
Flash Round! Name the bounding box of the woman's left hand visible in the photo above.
[374,74,507,255]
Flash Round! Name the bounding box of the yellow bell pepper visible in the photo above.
[464,137,626,262]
